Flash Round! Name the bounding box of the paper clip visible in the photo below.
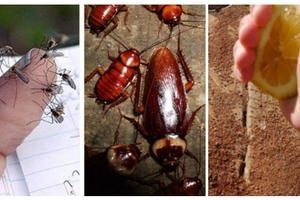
[63,180,76,196]
[63,170,80,196]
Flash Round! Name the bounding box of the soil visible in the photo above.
[84,5,206,195]
[209,5,300,196]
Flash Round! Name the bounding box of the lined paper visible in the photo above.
[0,152,29,196]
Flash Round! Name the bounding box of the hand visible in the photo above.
[0,48,57,175]
[233,5,300,131]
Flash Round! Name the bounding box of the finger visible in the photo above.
[234,63,254,83]
[251,5,273,28]
[233,40,256,70]
[278,52,300,131]
[239,15,260,48]
[0,48,57,156]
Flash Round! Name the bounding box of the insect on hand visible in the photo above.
[57,68,76,90]
[5,48,34,84]
[31,83,64,100]
[0,48,58,165]
[27,99,65,125]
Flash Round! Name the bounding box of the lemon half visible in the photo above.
[251,5,300,99]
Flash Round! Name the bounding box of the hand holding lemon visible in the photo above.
[233,5,300,131]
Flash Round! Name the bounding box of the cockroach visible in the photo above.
[85,110,143,195]
[86,5,130,50]
[122,30,205,171]
[143,5,204,37]
[84,28,190,118]
[85,48,139,117]
[152,158,205,196]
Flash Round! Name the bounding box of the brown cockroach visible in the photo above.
[151,158,205,196]
[85,5,130,50]
[143,5,204,37]
[121,30,205,172]
[85,109,144,195]
[105,108,141,177]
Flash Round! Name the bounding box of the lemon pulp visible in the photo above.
[251,5,300,99]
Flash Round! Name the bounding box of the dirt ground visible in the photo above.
[209,5,300,196]
[84,5,205,195]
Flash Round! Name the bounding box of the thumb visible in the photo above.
[278,52,300,131]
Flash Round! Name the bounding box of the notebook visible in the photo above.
[0,45,80,196]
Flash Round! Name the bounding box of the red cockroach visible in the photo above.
[143,5,204,37]
[122,30,205,171]
[84,28,190,118]
[85,5,130,50]
[85,47,139,118]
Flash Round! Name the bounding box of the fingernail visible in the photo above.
[19,48,34,69]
